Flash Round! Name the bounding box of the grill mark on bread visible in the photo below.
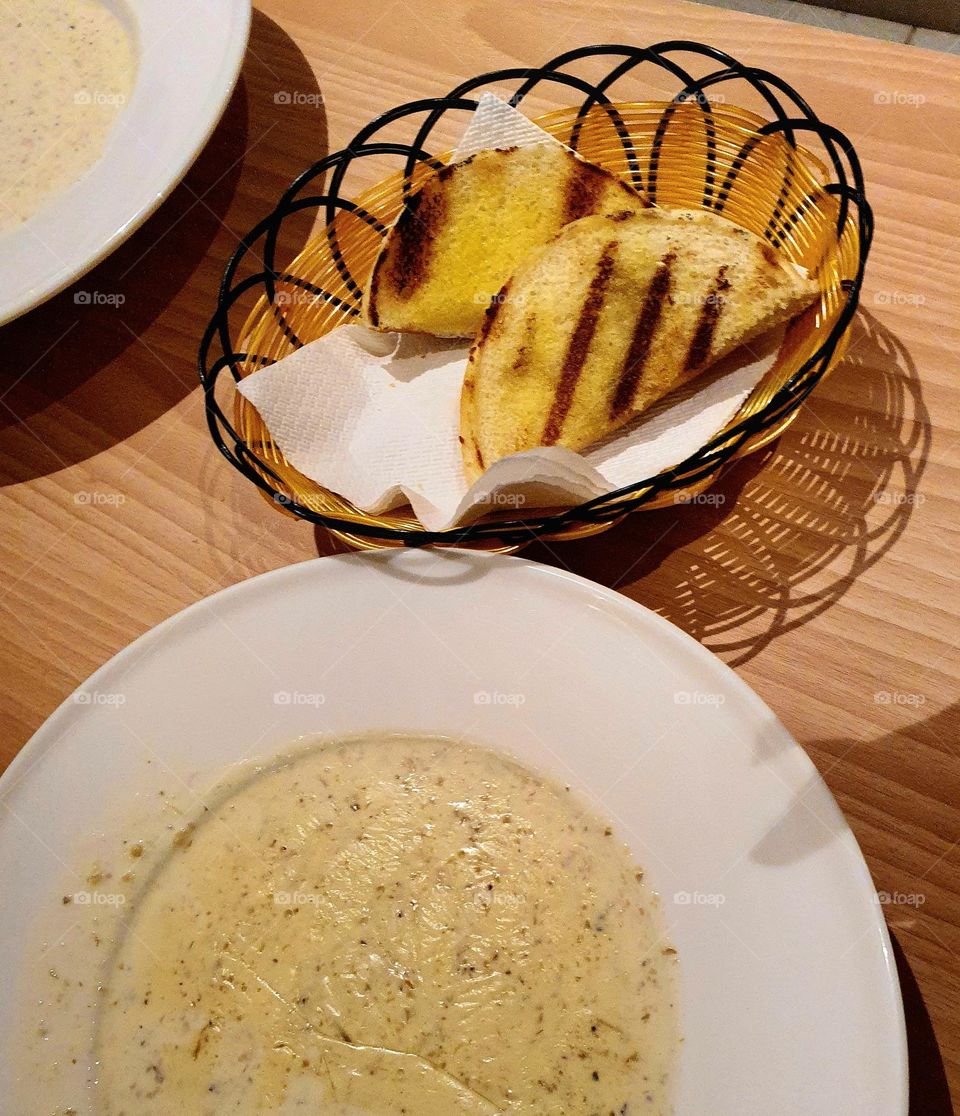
[542,242,618,445]
[473,280,509,355]
[510,312,538,376]
[389,187,447,298]
[610,251,676,419]
[564,163,606,224]
[684,264,730,371]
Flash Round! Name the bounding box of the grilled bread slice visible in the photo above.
[363,144,649,338]
[460,208,819,479]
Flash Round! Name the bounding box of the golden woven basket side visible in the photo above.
[232,100,860,550]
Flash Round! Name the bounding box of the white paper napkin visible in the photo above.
[236,95,781,532]
[452,91,566,160]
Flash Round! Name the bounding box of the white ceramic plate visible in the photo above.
[0,0,251,325]
[0,551,906,1114]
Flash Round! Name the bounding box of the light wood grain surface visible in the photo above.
[1,0,958,1109]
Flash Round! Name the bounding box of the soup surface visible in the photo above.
[95,735,679,1113]
[0,0,134,232]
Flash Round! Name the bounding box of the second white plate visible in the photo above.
[0,550,906,1113]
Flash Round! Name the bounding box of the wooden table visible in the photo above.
[1,0,957,1108]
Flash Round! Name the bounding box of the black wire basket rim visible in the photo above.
[198,40,873,547]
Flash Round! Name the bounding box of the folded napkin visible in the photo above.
[236,95,782,532]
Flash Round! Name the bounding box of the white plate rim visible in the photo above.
[0,550,909,1113]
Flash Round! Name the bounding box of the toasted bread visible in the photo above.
[363,144,649,338]
[460,208,819,478]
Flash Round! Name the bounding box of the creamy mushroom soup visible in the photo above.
[39,734,680,1114]
[0,1,134,232]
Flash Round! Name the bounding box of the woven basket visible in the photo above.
[200,42,872,551]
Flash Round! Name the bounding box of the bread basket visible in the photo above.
[199,41,872,551]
